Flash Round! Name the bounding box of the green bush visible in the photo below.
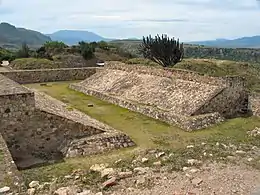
[0,48,16,62]
[10,58,61,69]
[78,41,95,60]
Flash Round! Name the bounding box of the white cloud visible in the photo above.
[0,0,260,41]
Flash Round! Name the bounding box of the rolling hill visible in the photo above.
[0,22,51,50]
[47,30,109,45]
[189,36,260,48]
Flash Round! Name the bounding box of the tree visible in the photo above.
[78,41,95,60]
[98,41,109,50]
[139,34,184,67]
[43,41,67,54]
[16,43,30,58]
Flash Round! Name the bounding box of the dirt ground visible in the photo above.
[109,162,260,195]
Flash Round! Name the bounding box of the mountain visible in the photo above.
[189,36,260,48]
[0,22,51,50]
[47,30,110,45]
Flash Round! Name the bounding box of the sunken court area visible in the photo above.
[0,61,258,193]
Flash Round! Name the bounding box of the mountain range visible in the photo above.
[47,30,110,45]
[1,22,260,49]
[0,22,51,50]
[189,37,260,48]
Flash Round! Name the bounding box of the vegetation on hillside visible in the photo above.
[139,34,184,67]
[7,40,135,69]
[111,40,260,63]
[0,47,16,62]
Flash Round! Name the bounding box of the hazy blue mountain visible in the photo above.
[0,22,51,49]
[47,30,110,45]
[189,36,260,48]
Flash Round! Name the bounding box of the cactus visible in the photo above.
[139,34,184,67]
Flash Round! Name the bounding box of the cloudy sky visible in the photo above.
[0,0,260,41]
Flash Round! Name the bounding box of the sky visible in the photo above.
[0,0,260,41]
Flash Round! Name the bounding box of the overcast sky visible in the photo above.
[1,0,260,41]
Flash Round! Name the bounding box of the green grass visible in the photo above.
[23,81,260,182]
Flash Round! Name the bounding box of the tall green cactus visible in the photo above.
[139,34,184,67]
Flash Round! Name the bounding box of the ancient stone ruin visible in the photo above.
[71,61,249,130]
[0,61,254,190]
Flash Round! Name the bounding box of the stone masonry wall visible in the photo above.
[1,67,99,84]
[193,85,249,118]
[249,93,260,116]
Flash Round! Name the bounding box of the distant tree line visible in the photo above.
[0,40,136,63]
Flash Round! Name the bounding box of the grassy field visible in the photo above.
[23,81,260,182]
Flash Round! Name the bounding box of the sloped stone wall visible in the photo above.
[70,83,224,130]
[104,62,248,117]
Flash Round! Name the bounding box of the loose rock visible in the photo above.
[27,188,36,195]
[141,158,149,163]
[187,145,194,149]
[29,181,40,188]
[134,167,150,175]
[0,186,10,193]
[153,161,162,166]
[235,150,246,155]
[100,168,115,178]
[187,159,202,166]
[90,164,108,172]
[54,186,77,195]
[191,178,203,186]
[118,171,133,179]
[136,177,146,186]
[155,152,165,158]
[77,190,92,195]
[102,177,117,189]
